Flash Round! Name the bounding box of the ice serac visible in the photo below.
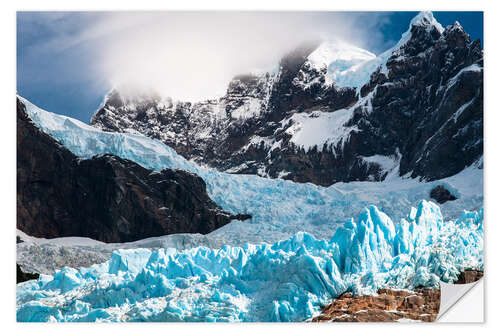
[17,98,247,242]
[17,201,483,322]
[89,12,482,186]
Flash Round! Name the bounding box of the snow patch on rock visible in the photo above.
[282,109,357,153]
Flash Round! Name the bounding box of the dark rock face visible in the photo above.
[266,41,358,121]
[91,14,482,186]
[17,99,249,242]
[430,185,457,204]
[17,264,39,283]
[351,21,483,182]
[91,44,361,186]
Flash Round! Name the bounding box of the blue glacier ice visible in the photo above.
[17,201,483,322]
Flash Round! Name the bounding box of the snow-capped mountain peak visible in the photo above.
[305,40,376,85]
[338,11,446,89]
[409,11,444,34]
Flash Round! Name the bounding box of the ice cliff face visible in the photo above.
[17,201,483,322]
[90,11,483,186]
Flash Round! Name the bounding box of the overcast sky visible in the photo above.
[17,11,483,122]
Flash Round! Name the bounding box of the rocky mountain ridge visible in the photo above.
[90,12,483,186]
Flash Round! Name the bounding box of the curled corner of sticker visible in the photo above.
[437,278,484,321]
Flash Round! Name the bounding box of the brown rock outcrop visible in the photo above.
[313,270,484,322]
[455,270,484,284]
[312,288,440,322]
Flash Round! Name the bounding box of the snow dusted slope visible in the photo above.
[17,201,483,322]
[18,96,483,247]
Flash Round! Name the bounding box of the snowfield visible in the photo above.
[282,108,357,153]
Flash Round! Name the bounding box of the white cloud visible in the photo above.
[19,11,391,102]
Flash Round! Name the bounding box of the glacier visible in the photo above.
[18,95,483,247]
[17,201,483,322]
[17,95,483,322]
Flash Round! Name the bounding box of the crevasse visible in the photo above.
[17,201,483,322]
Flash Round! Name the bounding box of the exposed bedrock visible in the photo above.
[430,185,457,204]
[17,264,40,284]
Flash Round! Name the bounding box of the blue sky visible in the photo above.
[17,11,483,123]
